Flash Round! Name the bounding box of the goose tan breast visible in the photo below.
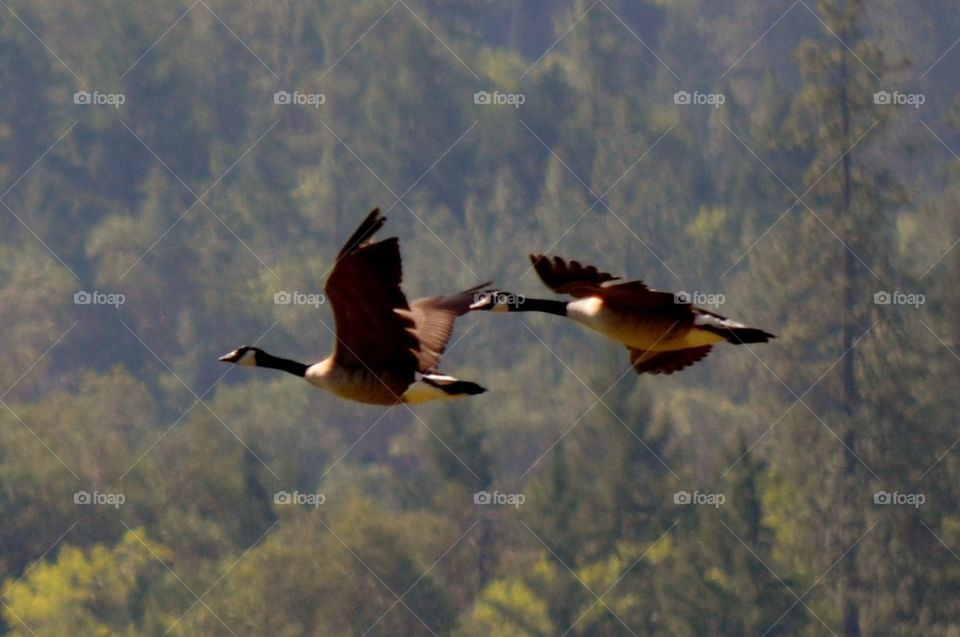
[567,299,693,351]
[322,366,409,405]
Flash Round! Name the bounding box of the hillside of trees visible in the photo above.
[2,1,959,634]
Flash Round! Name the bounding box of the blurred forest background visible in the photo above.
[2,0,959,634]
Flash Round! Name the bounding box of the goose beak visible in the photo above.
[219,349,242,363]
[220,347,257,365]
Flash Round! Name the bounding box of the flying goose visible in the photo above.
[476,255,774,375]
[220,208,489,404]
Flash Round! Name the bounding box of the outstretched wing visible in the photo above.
[400,282,490,372]
[324,208,419,375]
[628,345,713,375]
[530,254,682,311]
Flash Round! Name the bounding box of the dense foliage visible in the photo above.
[2,0,959,634]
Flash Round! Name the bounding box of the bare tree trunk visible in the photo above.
[838,39,862,637]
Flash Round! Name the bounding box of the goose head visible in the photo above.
[219,346,262,366]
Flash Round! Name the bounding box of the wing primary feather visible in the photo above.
[337,207,386,258]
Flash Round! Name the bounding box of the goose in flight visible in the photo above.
[220,208,488,404]
[476,255,774,375]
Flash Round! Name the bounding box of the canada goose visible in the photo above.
[220,208,489,404]
[475,255,774,375]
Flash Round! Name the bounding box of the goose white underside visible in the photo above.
[401,374,469,404]
[566,297,733,351]
[305,359,475,404]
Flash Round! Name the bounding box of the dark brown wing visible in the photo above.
[324,209,419,375]
[628,346,713,375]
[338,207,386,257]
[530,254,684,312]
[530,254,619,297]
[399,282,491,372]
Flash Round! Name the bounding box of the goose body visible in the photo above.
[302,357,469,405]
[304,356,407,405]
[220,208,488,404]
[565,296,747,351]
[477,255,774,375]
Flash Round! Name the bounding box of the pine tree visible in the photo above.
[753,1,905,633]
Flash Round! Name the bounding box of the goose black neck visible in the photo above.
[510,298,568,317]
[257,351,308,377]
